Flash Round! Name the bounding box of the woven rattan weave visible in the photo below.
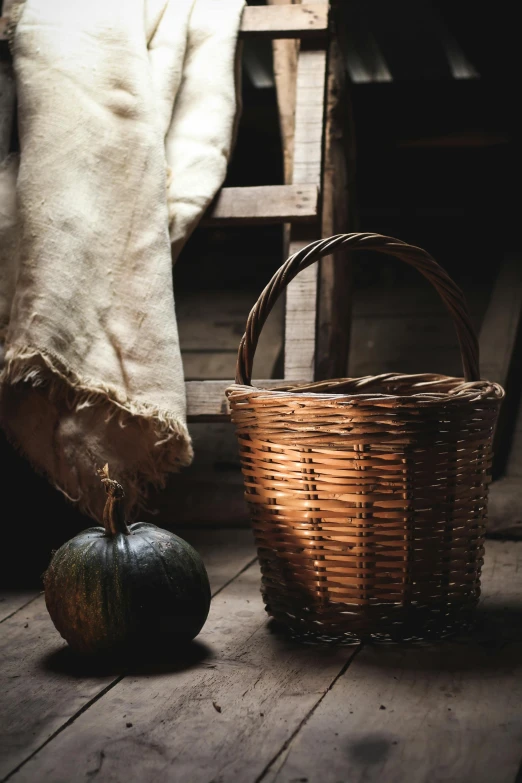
[227,234,504,642]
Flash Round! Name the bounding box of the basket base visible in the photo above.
[264,599,478,645]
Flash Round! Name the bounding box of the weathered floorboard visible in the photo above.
[8,561,357,783]
[0,600,116,781]
[0,591,40,624]
[0,530,256,781]
[182,528,255,594]
[262,541,522,783]
[3,539,521,783]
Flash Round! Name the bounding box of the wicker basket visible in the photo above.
[227,233,505,642]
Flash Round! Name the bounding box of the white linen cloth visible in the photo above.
[0,0,244,519]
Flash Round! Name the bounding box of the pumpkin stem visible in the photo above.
[99,464,130,536]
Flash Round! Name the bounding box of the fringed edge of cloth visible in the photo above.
[1,345,193,520]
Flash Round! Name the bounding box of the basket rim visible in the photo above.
[227,372,504,407]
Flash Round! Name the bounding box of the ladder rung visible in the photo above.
[204,184,319,226]
[240,4,328,39]
[186,380,302,421]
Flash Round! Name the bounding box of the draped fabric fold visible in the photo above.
[0,0,244,519]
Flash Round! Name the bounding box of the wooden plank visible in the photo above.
[284,236,321,380]
[290,43,327,193]
[0,530,256,781]
[316,8,357,380]
[398,131,510,149]
[479,254,522,477]
[268,0,300,186]
[203,184,318,226]
[0,17,7,42]
[479,254,522,390]
[185,379,303,421]
[240,4,328,39]
[505,393,522,478]
[485,284,522,533]
[9,561,357,783]
[267,0,300,370]
[181,528,255,594]
[0,591,40,624]
[263,541,522,783]
[488,477,522,538]
[284,3,329,381]
[178,289,284,382]
[488,259,522,529]
[0,602,115,781]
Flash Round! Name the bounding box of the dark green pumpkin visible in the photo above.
[44,472,211,655]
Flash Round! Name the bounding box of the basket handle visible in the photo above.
[235,232,480,386]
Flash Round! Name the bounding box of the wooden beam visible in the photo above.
[479,254,522,389]
[0,17,7,42]
[481,254,522,535]
[284,230,322,381]
[268,0,300,185]
[186,379,303,421]
[283,5,329,381]
[267,0,300,383]
[316,6,357,380]
[479,253,522,477]
[0,591,40,624]
[240,4,328,39]
[203,184,318,226]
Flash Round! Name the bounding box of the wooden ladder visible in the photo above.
[190,0,354,421]
[0,1,354,423]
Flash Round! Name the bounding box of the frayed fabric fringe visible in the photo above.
[1,346,193,521]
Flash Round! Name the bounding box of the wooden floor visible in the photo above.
[1,532,522,783]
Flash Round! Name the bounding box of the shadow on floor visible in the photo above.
[266,597,522,673]
[41,638,214,679]
[347,598,522,673]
